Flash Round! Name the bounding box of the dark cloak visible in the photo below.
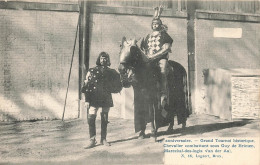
[133,60,190,132]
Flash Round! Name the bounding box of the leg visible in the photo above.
[134,87,148,139]
[167,118,174,132]
[158,59,169,109]
[86,106,98,149]
[150,121,158,142]
[138,116,146,139]
[182,120,186,129]
[139,89,148,139]
[149,103,157,142]
[100,107,111,146]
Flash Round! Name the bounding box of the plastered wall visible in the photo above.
[88,13,188,118]
[195,19,260,114]
[0,9,79,121]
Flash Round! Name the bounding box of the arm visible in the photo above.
[83,71,91,86]
[148,43,172,60]
[81,71,91,93]
[140,37,146,51]
[82,71,92,102]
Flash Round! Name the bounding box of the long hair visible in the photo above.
[96,52,111,66]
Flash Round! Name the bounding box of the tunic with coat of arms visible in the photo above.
[81,66,122,107]
[142,31,173,60]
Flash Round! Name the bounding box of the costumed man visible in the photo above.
[140,6,173,137]
[81,52,122,149]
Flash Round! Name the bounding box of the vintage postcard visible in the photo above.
[0,0,259,164]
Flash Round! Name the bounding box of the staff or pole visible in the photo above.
[62,14,80,121]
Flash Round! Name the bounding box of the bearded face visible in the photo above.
[100,56,109,66]
[151,19,162,31]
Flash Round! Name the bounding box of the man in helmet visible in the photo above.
[81,52,122,149]
[140,7,173,138]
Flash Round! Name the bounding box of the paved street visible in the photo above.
[0,114,259,165]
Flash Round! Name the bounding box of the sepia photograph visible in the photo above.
[0,0,259,164]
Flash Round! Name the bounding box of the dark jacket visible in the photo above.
[81,66,122,107]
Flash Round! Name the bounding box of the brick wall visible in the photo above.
[231,76,260,119]
[195,19,260,113]
[0,9,79,121]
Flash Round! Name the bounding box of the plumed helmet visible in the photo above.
[152,6,163,23]
[151,6,168,32]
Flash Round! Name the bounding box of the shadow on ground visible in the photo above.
[166,119,253,137]
[110,119,255,144]
[0,115,258,165]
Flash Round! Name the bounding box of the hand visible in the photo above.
[147,54,154,60]
[85,102,90,110]
[140,37,145,51]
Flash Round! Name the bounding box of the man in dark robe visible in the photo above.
[81,52,121,148]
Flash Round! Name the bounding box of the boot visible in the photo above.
[100,112,111,146]
[150,122,157,142]
[160,70,169,116]
[167,120,174,133]
[182,121,186,129]
[85,139,97,149]
[85,114,97,149]
[138,130,146,139]
[100,139,110,146]
[150,131,157,142]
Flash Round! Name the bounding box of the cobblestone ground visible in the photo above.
[0,114,259,165]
